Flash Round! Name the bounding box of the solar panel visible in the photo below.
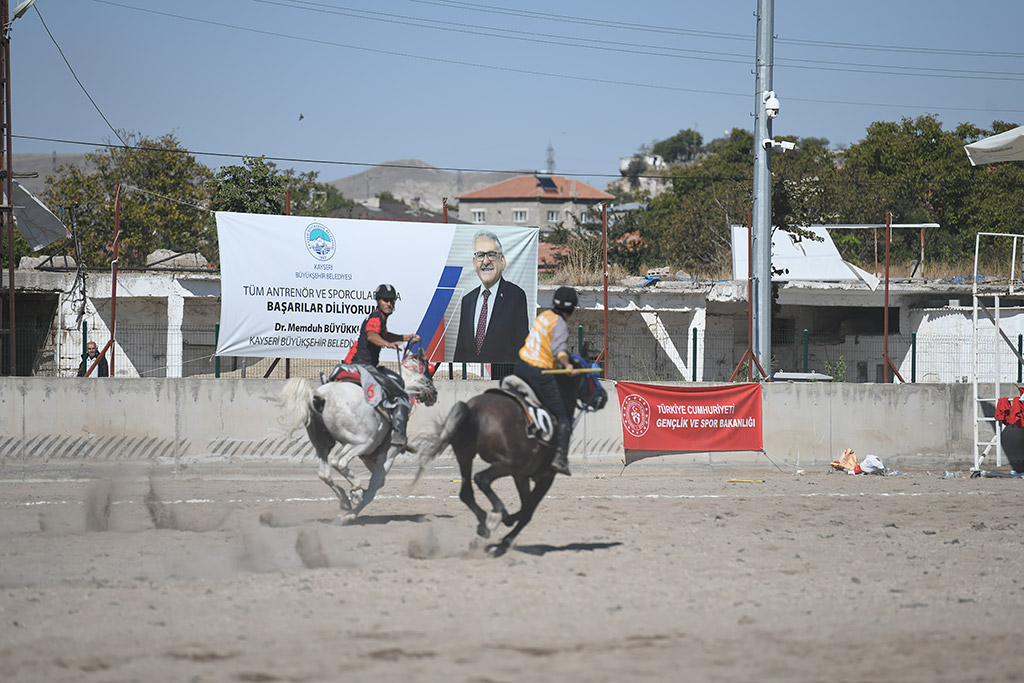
[537,175,558,191]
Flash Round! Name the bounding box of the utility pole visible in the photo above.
[1,0,15,375]
[751,0,775,376]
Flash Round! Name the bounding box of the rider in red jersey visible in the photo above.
[344,284,421,453]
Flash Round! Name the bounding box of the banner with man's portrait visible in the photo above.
[215,212,539,365]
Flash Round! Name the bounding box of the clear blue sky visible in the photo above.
[10,0,1024,187]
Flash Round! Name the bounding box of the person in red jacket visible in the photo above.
[344,284,421,452]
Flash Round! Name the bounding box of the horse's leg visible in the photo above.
[317,457,352,511]
[489,472,556,557]
[307,411,352,511]
[501,475,532,527]
[344,445,399,519]
[473,465,514,533]
[453,450,492,538]
[329,442,373,492]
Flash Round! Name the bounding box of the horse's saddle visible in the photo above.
[321,364,405,417]
[488,376,556,445]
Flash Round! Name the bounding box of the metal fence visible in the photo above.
[12,321,1024,384]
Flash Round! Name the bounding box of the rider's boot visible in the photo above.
[550,421,572,476]
[390,402,417,454]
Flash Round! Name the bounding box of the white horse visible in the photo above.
[277,348,438,522]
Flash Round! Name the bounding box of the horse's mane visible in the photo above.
[400,353,437,405]
[403,366,429,395]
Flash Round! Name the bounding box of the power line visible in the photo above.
[92,1,1024,111]
[16,133,1024,189]
[413,0,1024,60]
[15,133,622,179]
[272,0,756,62]
[92,1,749,98]
[267,0,1024,81]
[33,5,128,147]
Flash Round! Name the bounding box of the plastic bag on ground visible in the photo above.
[860,454,885,474]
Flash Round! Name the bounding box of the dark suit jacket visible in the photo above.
[454,278,529,364]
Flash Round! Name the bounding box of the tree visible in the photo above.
[623,154,649,190]
[0,225,34,269]
[838,114,1024,265]
[209,157,354,219]
[638,128,754,272]
[280,169,355,217]
[42,132,214,269]
[652,128,703,164]
[208,156,286,215]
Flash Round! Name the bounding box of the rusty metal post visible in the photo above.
[109,183,121,376]
[602,201,609,377]
[920,225,925,279]
[1,0,15,374]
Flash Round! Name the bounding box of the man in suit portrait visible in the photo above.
[454,230,529,373]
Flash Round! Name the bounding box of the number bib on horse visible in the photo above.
[487,377,557,445]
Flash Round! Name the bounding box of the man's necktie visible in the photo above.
[475,289,490,355]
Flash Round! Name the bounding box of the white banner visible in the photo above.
[216,213,538,364]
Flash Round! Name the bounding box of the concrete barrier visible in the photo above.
[0,378,979,473]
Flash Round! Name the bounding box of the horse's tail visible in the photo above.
[277,377,316,438]
[412,400,470,487]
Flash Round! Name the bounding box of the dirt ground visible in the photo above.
[0,457,1021,683]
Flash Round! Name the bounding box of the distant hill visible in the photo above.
[327,159,531,214]
[14,154,531,216]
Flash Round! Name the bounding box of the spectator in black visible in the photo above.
[77,341,109,377]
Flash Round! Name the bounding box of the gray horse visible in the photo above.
[278,349,437,522]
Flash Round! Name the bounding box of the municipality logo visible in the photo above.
[305,223,335,261]
[621,394,651,437]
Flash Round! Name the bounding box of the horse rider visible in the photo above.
[514,285,580,476]
[343,283,421,453]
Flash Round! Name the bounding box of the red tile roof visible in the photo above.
[459,175,613,201]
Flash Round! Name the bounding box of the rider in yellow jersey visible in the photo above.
[514,286,579,476]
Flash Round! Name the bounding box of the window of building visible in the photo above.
[547,210,559,222]
[513,209,527,223]
[472,210,486,223]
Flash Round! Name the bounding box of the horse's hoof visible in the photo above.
[485,543,509,558]
[486,511,503,532]
[335,512,357,526]
[475,524,491,539]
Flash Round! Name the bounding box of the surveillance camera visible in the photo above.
[763,90,780,119]
[762,138,797,152]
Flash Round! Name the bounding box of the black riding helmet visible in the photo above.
[375,283,398,301]
[552,286,578,315]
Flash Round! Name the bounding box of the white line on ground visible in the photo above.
[0,489,995,507]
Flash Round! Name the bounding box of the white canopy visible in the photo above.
[964,125,1024,166]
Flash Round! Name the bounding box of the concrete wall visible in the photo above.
[0,378,980,473]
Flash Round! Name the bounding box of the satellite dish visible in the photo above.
[12,0,37,21]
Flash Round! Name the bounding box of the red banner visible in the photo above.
[616,382,762,452]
